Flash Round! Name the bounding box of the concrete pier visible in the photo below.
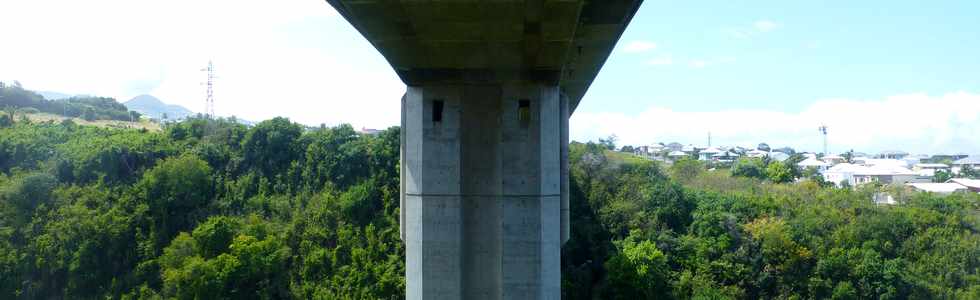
[402,84,563,299]
[324,1,643,298]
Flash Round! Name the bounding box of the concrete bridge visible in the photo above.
[324,1,643,299]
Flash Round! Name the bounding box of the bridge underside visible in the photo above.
[325,1,642,299]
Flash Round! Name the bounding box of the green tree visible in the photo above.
[670,158,703,183]
[766,161,796,183]
[82,106,97,121]
[602,234,671,299]
[732,157,766,179]
[242,117,303,176]
[138,154,213,251]
[959,165,980,179]
[599,135,617,150]
[933,169,952,183]
[1,172,57,213]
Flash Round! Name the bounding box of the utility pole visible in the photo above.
[819,125,828,155]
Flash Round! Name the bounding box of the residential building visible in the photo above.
[952,155,980,174]
[668,150,689,161]
[823,163,863,187]
[699,147,722,161]
[747,149,768,158]
[906,182,968,194]
[853,164,918,185]
[877,150,909,159]
[798,157,830,171]
[822,154,845,166]
[948,178,980,192]
[912,163,950,177]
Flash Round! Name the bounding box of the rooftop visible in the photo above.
[907,182,968,194]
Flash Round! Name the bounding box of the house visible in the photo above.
[877,150,909,159]
[912,163,950,177]
[699,147,722,161]
[948,178,980,192]
[906,182,968,194]
[713,150,739,162]
[769,152,790,162]
[668,151,689,161]
[852,164,918,185]
[666,142,683,152]
[648,144,665,154]
[822,163,863,187]
[822,154,845,166]
[747,149,769,158]
[358,127,383,136]
[798,157,830,171]
[952,155,980,174]
[681,144,696,154]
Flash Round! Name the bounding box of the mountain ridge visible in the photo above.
[123,94,194,120]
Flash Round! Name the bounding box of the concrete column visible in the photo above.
[559,93,570,245]
[402,83,563,300]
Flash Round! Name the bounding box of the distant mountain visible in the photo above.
[124,95,194,120]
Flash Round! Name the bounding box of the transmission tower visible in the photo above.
[201,61,216,119]
[818,125,828,155]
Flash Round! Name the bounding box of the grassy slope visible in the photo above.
[19,112,161,131]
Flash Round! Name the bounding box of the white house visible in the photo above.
[952,156,980,174]
[912,163,950,177]
[853,164,918,185]
[668,150,689,161]
[906,182,968,194]
[747,149,769,158]
[948,178,980,192]
[822,163,863,187]
[681,144,696,154]
[770,152,790,162]
[713,150,739,162]
[822,154,845,166]
[699,147,722,161]
[798,157,830,171]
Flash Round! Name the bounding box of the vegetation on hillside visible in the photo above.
[0,120,977,299]
[562,143,979,299]
[1,83,140,122]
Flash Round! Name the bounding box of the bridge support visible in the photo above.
[400,84,569,299]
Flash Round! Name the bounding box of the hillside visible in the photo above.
[123,94,194,120]
[0,84,140,122]
[0,120,976,299]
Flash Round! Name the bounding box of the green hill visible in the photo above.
[0,83,140,122]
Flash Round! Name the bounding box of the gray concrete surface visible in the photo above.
[324,1,643,299]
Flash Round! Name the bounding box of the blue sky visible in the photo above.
[586,0,980,113]
[1,0,978,154]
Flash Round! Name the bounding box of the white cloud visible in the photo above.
[726,19,780,38]
[687,57,734,68]
[725,28,751,39]
[689,60,709,68]
[754,20,780,32]
[646,56,673,66]
[622,40,658,53]
[570,92,980,154]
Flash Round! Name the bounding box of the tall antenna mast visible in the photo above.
[707,132,712,147]
[818,125,828,155]
[202,60,216,119]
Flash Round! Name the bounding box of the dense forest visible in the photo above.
[1,116,978,299]
[0,83,140,122]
